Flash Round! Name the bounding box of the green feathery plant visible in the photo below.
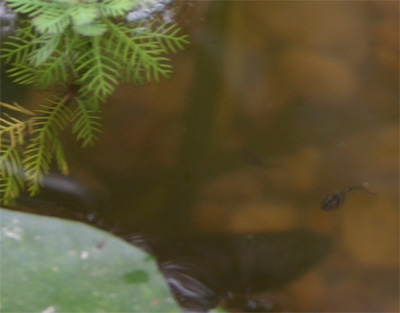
[0,0,190,204]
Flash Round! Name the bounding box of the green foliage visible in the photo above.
[72,98,102,147]
[1,0,190,204]
[1,208,183,312]
[0,145,25,202]
[23,96,72,195]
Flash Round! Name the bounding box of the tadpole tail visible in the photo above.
[346,185,376,195]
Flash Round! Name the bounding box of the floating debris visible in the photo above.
[321,184,376,211]
[80,250,89,260]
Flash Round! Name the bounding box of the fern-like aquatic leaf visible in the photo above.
[4,0,57,17]
[97,0,138,17]
[0,102,34,116]
[52,136,68,175]
[154,23,190,54]
[72,99,102,147]
[147,55,172,82]
[23,140,53,195]
[0,145,25,205]
[23,96,72,194]
[73,22,107,37]
[1,26,37,64]
[0,143,23,177]
[63,30,90,68]
[0,115,29,147]
[0,172,24,205]
[6,64,37,85]
[70,5,99,27]
[28,33,62,66]
[1,39,32,65]
[105,21,173,83]
[31,97,72,134]
[0,103,33,162]
[75,37,121,100]
[32,6,73,34]
[34,53,69,88]
[7,55,68,89]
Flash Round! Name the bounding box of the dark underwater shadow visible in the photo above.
[127,229,332,312]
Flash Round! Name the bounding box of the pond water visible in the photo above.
[2,1,399,312]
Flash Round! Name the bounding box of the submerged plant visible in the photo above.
[0,0,190,204]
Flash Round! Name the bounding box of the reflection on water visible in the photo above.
[4,0,399,312]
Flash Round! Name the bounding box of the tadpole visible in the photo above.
[321,185,376,211]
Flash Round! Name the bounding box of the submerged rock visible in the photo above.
[126,0,173,22]
[0,2,17,37]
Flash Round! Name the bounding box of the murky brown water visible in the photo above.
[3,1,399,312]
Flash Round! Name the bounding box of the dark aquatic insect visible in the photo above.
[321,185,376,211]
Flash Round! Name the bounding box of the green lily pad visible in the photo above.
[0,208,182,312]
